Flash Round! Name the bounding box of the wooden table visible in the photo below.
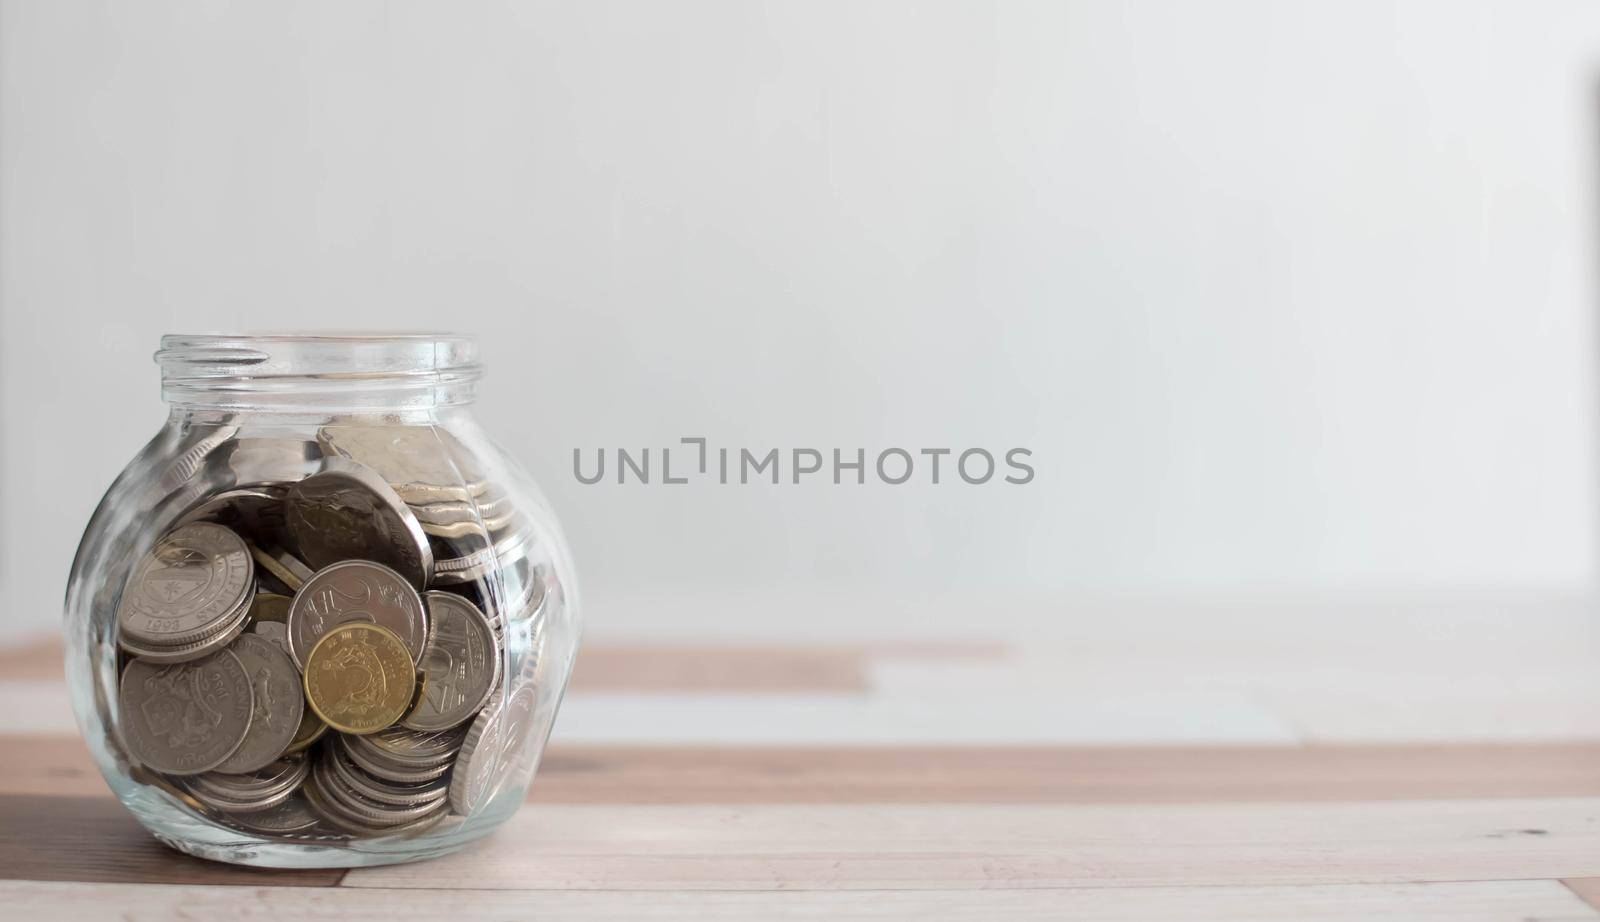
[3,592,1600,919]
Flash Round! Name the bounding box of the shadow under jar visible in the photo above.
[63,333,581,868]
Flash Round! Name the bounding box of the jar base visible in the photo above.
[154,822,496,869]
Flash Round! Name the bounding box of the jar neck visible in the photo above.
[156,334,481,414]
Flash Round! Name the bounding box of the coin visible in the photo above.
[303,622,417,735]
[230,792,322,834]
[249,544,313,593]
[248,592,293,625]
[175,486,290,549]
[402,592,499,731]
[214,634,305,773]
[220,437,323,486]
[329,746,450,806]
[157,425,240,492]
[308,750,448,831]
[118,522,255,648]
[448,684,536,816]
[317,425,490,505]
[362,723,468,763]
[287,559,428,667]
[271,547,315,585]
[283,705,328,755]
[119,650,255,776]
[340,735,454,784]
[252,620,290,656]
[189,755,308,812]
[117,601,250,664]
[430,526,533,586]
[411,490,514,528]
[500,560,549,629]
[286,461,433,587]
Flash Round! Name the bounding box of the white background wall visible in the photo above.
[3,0,1599,639]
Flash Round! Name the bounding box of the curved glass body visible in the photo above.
[63,334,580,867]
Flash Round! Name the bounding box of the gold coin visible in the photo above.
[283,705,328,754]
[249,592,293,624]
[302,622,416,735]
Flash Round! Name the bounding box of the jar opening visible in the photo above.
[156,333,482,411]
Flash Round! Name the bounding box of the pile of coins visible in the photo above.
[113,426,545,840]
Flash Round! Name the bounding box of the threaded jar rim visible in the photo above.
[155,332,483,410]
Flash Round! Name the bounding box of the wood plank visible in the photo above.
[9,737,1600,803]
[0,636,60,681]
[342,798,1600,891]
[569,643,870,692]
[3,878,1594,921]
[1566,879,1600,912]
[0,794,344,886]
[0,635,1005,693]
[531,742,1600,804]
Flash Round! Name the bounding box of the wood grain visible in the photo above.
[569,643,871,692]
[1567,879,1600,912]
[342,798,1600,891]
[0,795,344,887]
[5,879,1594,921]
[0,636,1006,692]
[13,737,1600,803]
[0,637,61,681]
[531,741,1600,804]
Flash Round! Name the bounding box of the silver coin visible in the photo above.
[362,723,468,763]
[157,425,240,492]
[329,746,450,806]
[340,736,454,783]
[119,649,254,776]
[213,634,305,773]
[312,753,448,826]
[251,619,291,657]
[249,544,311,593]
[286,461,433,588]
[448,684,537,816]
[118,601,250,664]
[286,559,428,668]
[430,526,533,586]
[412,490,514,528]
[499,560,550,629]
[175,486,290,549]
[229,792,321,834]
[402,592,499,731]
[189,784,287,814]
[189,756,308,812]
[271,547,315,585]
[195,755,309,799]
[305,772,447,837]
[317,425,490,506]
[118,522,255,647]
[221,437,323,486]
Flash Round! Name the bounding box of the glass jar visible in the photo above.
[62,333,580,867]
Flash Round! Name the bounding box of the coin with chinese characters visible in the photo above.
[287,559,427,668]
[303,622,416,735]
